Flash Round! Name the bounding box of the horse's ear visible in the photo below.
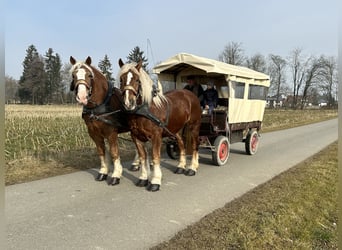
[85,56,92,65]
[136,60,143,71]
[118,58,124,68]
[70,56,76,65]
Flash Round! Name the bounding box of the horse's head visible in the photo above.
[118,58,144,111]
[70,56,95,105]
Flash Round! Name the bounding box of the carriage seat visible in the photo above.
[217,98,229,107]
[200,106,228,134]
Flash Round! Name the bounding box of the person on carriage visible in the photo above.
[184,75,204,106]
[203,82,218,115]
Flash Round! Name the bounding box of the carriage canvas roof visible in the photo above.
[153,53,270,84]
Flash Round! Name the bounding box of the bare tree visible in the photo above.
[300,56,323,109]
[287,48,308,107]
[5,76,19,104]
[60,63,74,103]
[319,56,338,107]
[246,53,267,73]
[218,42,245,66]
[268,54,287,104]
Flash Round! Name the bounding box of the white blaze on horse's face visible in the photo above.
[76,84,88,105]
[75,68,89,105]
[76,68,86,80]
[124,72,135,110]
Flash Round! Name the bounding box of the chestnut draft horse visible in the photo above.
[118,59,202,192]
[70,56,140,185]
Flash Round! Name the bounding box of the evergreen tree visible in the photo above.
[44,49,62,103]
[18,45,46,104]
[52,53,63,103]
[44,48,55,103]
[27,55,46,104]
[126,46,149,71]
[98,54,115,82]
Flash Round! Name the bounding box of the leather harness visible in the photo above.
[82,81,175,138]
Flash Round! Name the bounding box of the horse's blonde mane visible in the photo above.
[70,61,95,76]
[118,62,166,108]
[70,60,107,82]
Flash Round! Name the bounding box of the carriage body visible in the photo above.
[153,53,270,165]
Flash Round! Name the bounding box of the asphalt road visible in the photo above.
[6,119,337,250]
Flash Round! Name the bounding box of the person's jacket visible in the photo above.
[203,88,218,107]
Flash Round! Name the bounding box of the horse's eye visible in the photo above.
[89,74,93,78]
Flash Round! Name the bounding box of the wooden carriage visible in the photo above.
[153,53,270,165]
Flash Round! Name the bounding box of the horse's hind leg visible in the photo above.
[107,132,122,186]
[174,132,187,174]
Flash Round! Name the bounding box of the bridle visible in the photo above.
[122,84,142,101]
[121,72,143,107]
[71,66,94,104]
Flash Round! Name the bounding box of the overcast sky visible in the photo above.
[5,0,339,80]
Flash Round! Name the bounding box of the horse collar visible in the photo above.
[82,81,113,115]
[127,101,173,137]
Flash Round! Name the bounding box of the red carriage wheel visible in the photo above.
[245,130,259,155]
[212,135,230,166]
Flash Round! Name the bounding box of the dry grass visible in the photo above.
[151,142,338,249]
[5,105,338,248]
[5,104,135,185]
[5,105,337,185]
[262,108,338,132]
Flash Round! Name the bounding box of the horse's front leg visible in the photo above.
[173,132,187,175]
[134,138,150,188]
[91,136,109,182]
[148,134,163,192]
[185,124,200,176]
[130,148,141,171]
[107,131,122,186]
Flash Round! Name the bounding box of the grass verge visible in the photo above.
[151,142,338,249]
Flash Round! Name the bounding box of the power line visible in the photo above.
[147,38,155,66]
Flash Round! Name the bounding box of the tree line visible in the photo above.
[5,45,148,105]
[5,42,338,108]
[219,42,337,108]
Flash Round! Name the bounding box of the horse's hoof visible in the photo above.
[136,179,149,187]
[95,173,108,181]
[108,177,120,185]
[185,169,196,176]
[147,184,160,192]
[174,167,185,174]
[130,165,140,172]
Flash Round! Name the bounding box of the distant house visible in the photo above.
[267,94,319,109]
[286,95,317,108]
[266,94,286,108]
[318,99,328,107]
